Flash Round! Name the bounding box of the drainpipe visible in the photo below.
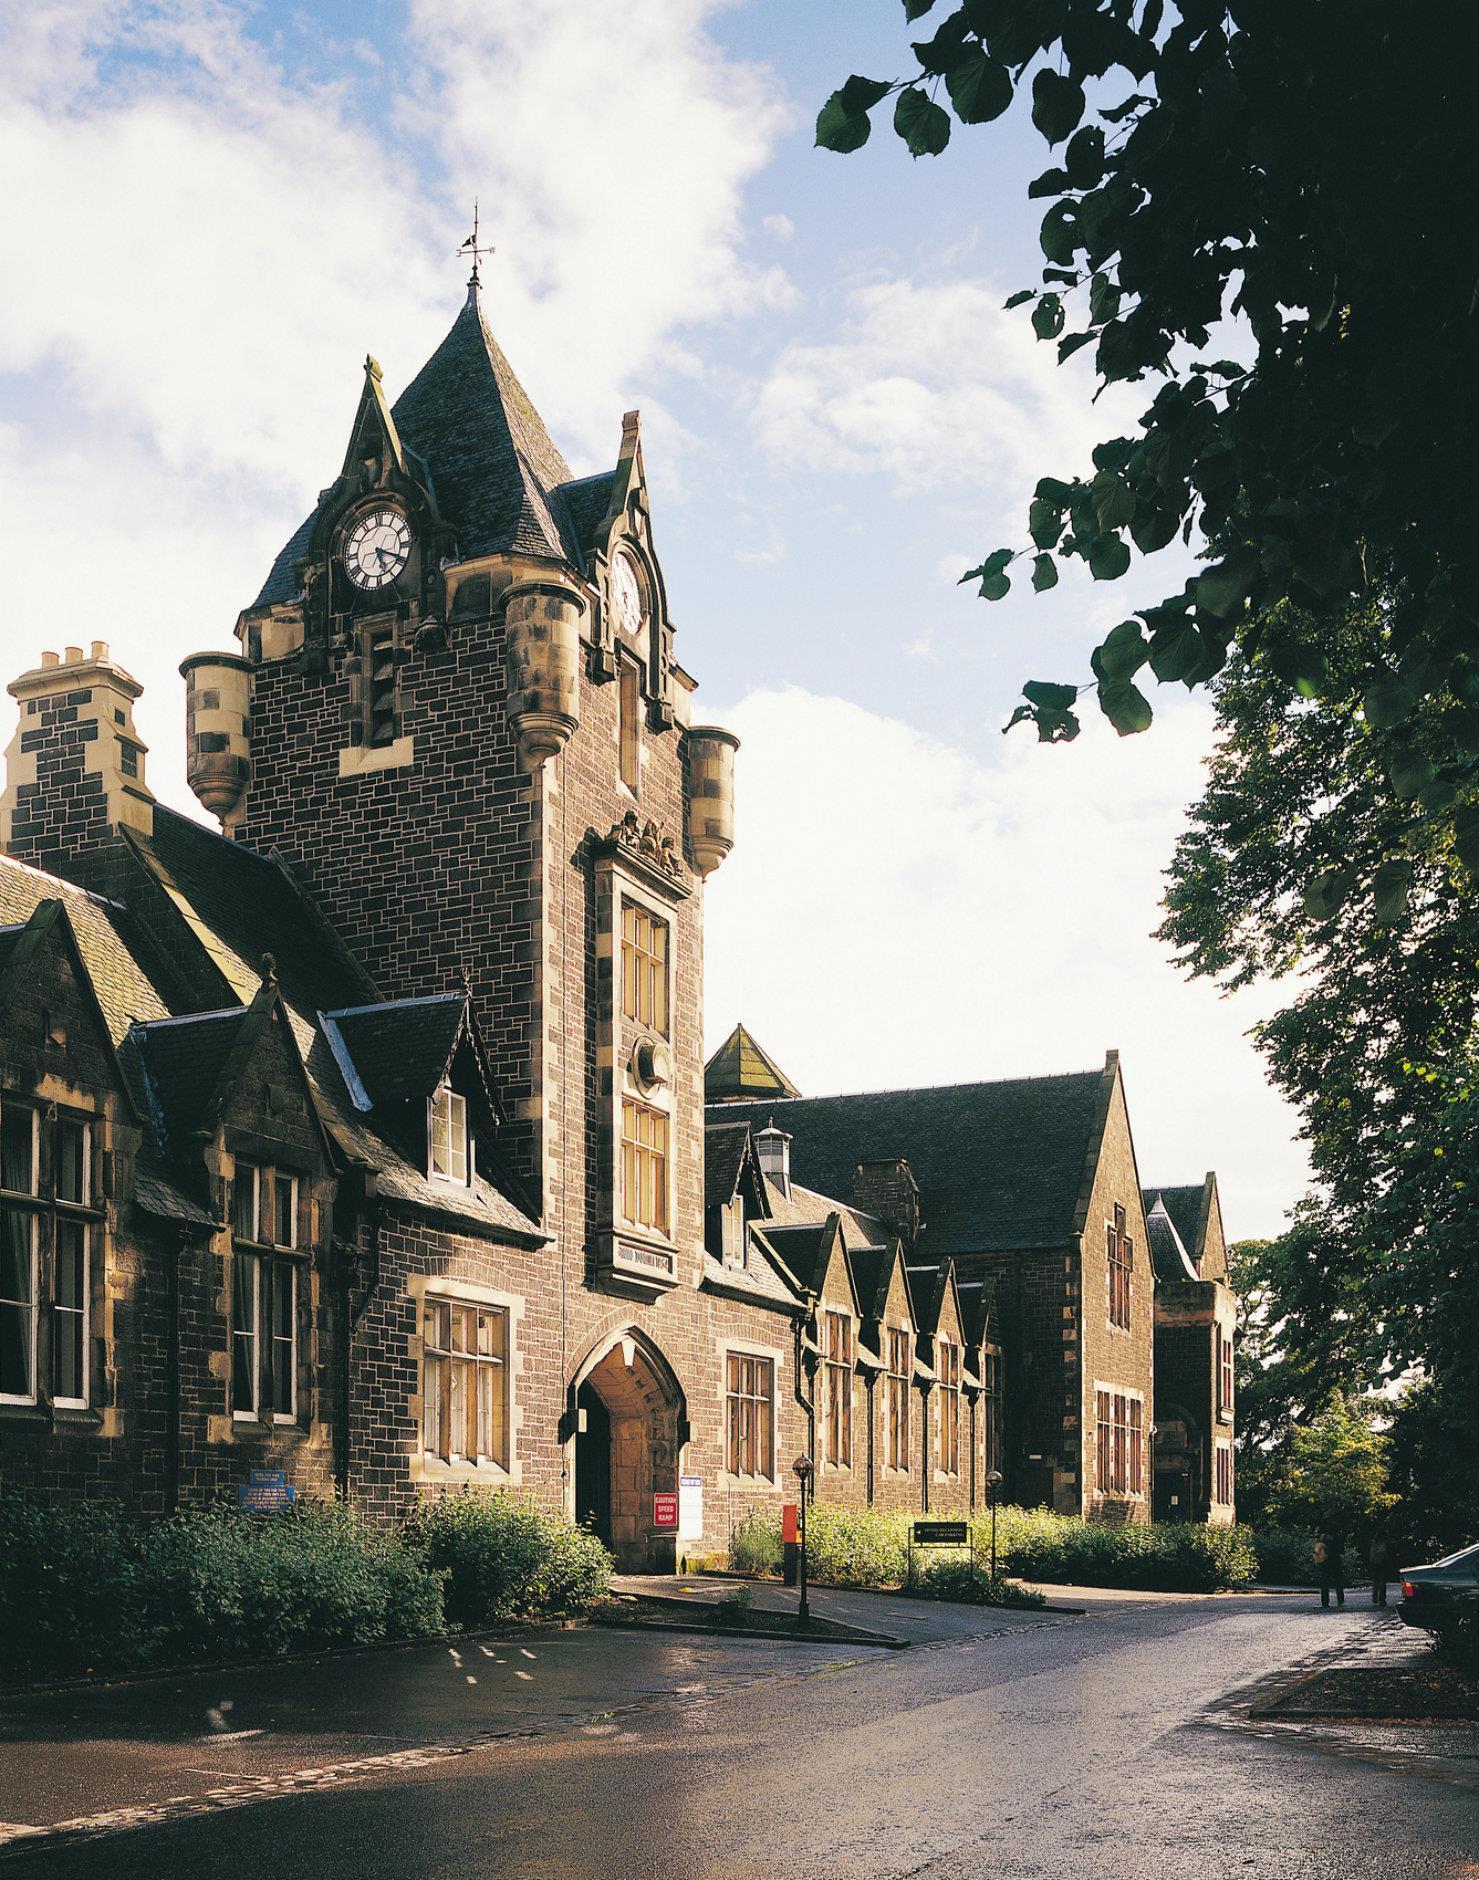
[865,1370,876,1506]
[164,1227,190,1515]
[920,1382,933,1514]
[338,1171,381,1501]
[792,1306,815,1470]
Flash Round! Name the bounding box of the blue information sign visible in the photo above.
[238,1469,296,1513]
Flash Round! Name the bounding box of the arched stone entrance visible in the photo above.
[569,1330,685,1572]
[1153,1406,1200,1523]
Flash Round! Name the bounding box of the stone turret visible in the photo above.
[180,650,253,829]
[685,725,738,876]
[1,643,154,874]
[503,577,585,771]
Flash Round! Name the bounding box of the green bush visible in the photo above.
[729,1511,783,1576]
[0,1494,444,1682]
[408,1489,611,1626]
[917,1558,1047,1608]
[1252,1528,1362,1587]
[976,1506,1257,1592]
[804,1504,910,1587]
[1431,1612,1479,1678]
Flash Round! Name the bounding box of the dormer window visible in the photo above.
[429,1084,471,1186]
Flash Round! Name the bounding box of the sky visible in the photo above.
[0,0,1309,1237]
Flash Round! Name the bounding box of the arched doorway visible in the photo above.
[1154,1408,1199,1522]
[570,1331,685,1572]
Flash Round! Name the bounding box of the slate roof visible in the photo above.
[700,1244,799,1312]
[705,1023,801,1104]
[704,1119,756,1210]
[322,994,466,1109]
[1148,1183,1208,1265]
[555,471,617,564]
[766,1178,884,1252]
[126,1008,248,1159]
[758,1222,833,1295]
[0,856,170,1044]
[255,290,580,607]
[710,1067,1109,1257]
[1143,1193,1200,1284]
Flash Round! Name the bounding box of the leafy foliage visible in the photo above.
[816,3,1479,830]
[917,1559,1047,1607]
[729,1509,784,1575]
[407,1489,611,1627]
[0,1497,446,1682]
[1249,1528,1361,1590]
[1265,1394,1396,1541]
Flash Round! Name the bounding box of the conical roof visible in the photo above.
[254,288,592,606]
[705,1023,800,1104]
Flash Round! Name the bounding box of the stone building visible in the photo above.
[708,1032,1236,1525]
[0,279,1235,1560]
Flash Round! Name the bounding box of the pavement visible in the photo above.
[1,1585,1476,1876]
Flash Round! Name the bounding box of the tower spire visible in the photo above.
[457,197,495,296]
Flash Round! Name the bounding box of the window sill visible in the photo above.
[720,1471,780,1491]
[412,1454,516,1488]
[339,735,415,778]
[0,1402,46,1426]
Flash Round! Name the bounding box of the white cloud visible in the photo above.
[763,212,795,240]
[753,276,1142,507]
[703,685,1309,1241]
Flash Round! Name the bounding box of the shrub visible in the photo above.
[804,1504,910,1587]
[408,1489,611,1626]
[1431,1612,1479,1678]
[918,1558,1047,1608]
[975,1506,1257,1592]
[1252,1528,1361,1588]
[0,1494,444,1683]
[729,1511,783,1576]
[713,1586,753,1626]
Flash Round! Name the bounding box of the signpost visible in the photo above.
[238,1469,295,1514]
[912,1520,968,1546]
[678,1475,703,1543]
[653,1491,679,1531]
[986,1469,1004,1581]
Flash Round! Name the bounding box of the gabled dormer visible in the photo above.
[703,1117,771,1268]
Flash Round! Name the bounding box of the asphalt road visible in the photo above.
[5,1594,1476,1878]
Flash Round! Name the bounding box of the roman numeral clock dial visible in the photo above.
[343,508,412,591]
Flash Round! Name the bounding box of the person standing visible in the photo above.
[1317,1529,1346,1608]
[1369,1534,1391,1607]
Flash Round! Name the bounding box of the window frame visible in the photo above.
[620,901,670,1038]
[421,1295,511,1471]
[231,1162,303,1424]
[1094,1383,1146,1498]
[50,1118,93,1410]
[821,1308,853,1469]
[1107,1202,1133,1331]
[936,1336,961,1477]
[1,1103,102,1411]
[724,1351,775,1481]
[1215,1439,1233,1506]
[1218,1325,1235,1421]
[885,1326,911,1473]
[621,1096,669,1236]
[428,1084,472,1188]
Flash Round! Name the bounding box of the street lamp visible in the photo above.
[986,1470,1004,1581]
[792,1453,814,1627]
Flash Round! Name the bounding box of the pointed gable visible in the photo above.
[705,1023,800,1104]
[1142,1191,1200,1283]
[0,898,141,1122]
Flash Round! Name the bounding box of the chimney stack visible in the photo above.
[1,644,154,879]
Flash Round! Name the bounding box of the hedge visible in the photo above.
[1,1488,612,1684]
[725,1501,1258,1594]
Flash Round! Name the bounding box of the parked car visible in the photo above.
[1398,1543,1479,1631]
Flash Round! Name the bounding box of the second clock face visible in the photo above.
[611,550,646,637]
[344,508,412,590]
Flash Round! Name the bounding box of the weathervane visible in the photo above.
[458,198,495,290]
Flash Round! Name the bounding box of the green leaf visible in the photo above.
[817,92,874,153]
[1027,167,1071,198]
[1096,619,1150,680]
[1032,292,1065,340]
[1195,549,1259,620]
[1035,476,1076,505]
[1039,201,1079,265]
[946,47,1013,123]
[1304,868,1353,922]
[1029,497,1064,549]
[1453,806,1479,873]
[1147,618,1203,685]
[839,75,893,113]
[912,15,971,73]
[1372,858,1414,924]
[1003,288,1035,309]
[1058,330,1095,361]
[1087,533,1132,582]
[1023,680,1078,711]
[1130,506,1180,554]
[1098,679,1153,736]
[1363,678,1416,730]
[1065,124,1105,188]
[1388,748,1434,802]
[903,0,935,19]
[1088,271,1121,324]
[962,546,1013,600]
[1091,470,1135,530]
[894,87,952,157]
[1031,69,1085,144]
[1031,552,1059,592]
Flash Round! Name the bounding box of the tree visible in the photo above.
[1161,595,1479,1392]
[1384,1372,1479,1558]
[1266,1393,1395,1544]
[818,1,1479,881]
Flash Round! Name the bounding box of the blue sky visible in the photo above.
[0,1,1306,1235]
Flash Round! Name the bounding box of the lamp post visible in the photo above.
[987,1470,1004,1581]
[792,1453,814,1628]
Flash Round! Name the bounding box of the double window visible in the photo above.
[621,1098,669,1234]
[1095,1388,1144,1498]
[885,1327,911,1472]
[982,1347,1003,1478]
[724,1352,774,1479]
[422,1297,509,1468]
[621,903,669,1036]
[1,1100,97,1409]
[937,1337,961,1476]
[821,1309,853,1468]
[231,1164,300,1422]
[1107,1203,1133,1330]
[430,1084,471,1186]
[1215,1441,1233,1506]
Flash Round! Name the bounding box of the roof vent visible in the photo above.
[754,1122,792,1200]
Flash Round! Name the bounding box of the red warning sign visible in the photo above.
[653,1493,679,1529]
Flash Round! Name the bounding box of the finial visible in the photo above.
[364,354,383,383]
[457,198,495,294]
[260,952,277,987]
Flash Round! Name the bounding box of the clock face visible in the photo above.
[343,508,412,591]
[611,550,646,638]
